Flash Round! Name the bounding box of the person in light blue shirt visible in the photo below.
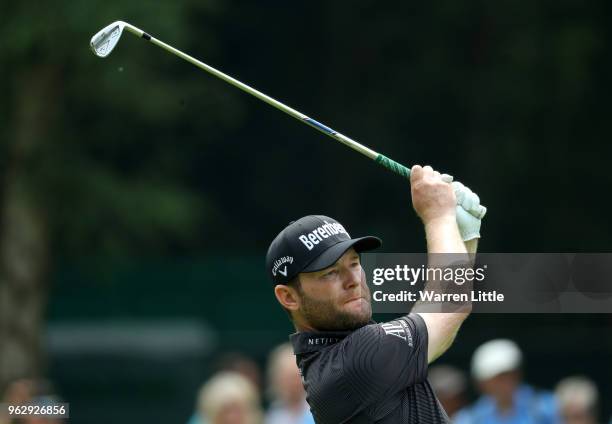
[301,408,316,424]
[455,339,560,424]
[264,343,314,424]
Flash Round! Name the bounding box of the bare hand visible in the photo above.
[410,165,456,225]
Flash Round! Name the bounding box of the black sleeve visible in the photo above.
[340,313,429,404]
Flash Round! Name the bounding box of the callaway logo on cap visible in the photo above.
[265,215,382,285]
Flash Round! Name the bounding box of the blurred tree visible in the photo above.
[0,0,243,390]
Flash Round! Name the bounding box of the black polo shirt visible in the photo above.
[290,313,450,423]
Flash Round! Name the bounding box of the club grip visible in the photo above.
[375,154,411,178]
[375,154,487,219]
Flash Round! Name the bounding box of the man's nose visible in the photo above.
[342,266,360,289]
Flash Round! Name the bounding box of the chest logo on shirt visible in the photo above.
[380,320,413,347]
[307,337,341,346]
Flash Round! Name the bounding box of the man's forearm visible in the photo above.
[408,165,481,362]
[415,215,475,363]
[424,216,467,255]
[413,215,472,313]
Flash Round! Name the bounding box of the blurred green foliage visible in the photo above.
[2,0,242,256]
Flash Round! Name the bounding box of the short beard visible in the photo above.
[296,283,372,332]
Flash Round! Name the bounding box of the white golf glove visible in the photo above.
[452,181,485,241]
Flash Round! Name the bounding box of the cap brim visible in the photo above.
[301,236,382,273]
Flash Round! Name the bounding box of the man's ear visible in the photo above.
[274,284,300,311]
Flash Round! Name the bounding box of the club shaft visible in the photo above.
[124,26,397,166]
[119,23,487,218]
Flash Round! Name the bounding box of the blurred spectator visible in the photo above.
[264,343,312,424]
[197,372,262,424]
[428,365,468,417]
[1,378,65,424]
[187,352,264,424]
[214,353,263,394]
[455,339,560,424]
[3,379,37,405]
[555,376,599,424]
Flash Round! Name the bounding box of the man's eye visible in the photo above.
[323,270,338,278]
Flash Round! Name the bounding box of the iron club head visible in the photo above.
[90,21,126,58]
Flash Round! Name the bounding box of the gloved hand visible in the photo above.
[452,181,485,241]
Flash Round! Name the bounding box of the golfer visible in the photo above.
[265,165,483,423]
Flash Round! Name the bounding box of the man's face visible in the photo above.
[294,248,372,331]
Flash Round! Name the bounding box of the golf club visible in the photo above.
[90,20,486,219]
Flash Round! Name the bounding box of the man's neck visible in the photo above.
[294,322,316,333]
[293,315,317,333]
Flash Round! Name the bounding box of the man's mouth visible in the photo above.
[345,296,365,304]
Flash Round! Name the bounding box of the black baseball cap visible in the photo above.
[266,215,382,285]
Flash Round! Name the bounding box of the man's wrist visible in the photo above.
[424,214,465,254]
[423,215,457,232]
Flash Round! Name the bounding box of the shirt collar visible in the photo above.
[290,320,377,355]
[290,331,350,355]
